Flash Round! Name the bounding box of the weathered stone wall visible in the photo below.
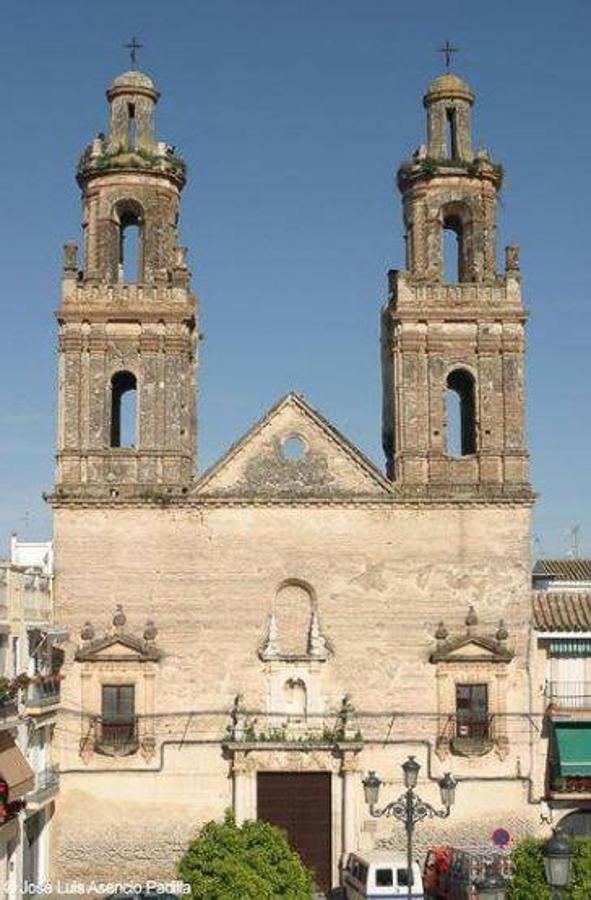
[51,499,538,883]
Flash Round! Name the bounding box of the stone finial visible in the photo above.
[260,611,280,660]
[435,621,449,643]
[174,246,188,269]
[112,604,127,632]
[308,609,329,660]
[144,620,158,643]
[338,693,356,740]
[229,693,245,741]
[496,619,509,643]
[80,621,95,642]
[505,244,520,273]
[465,606,478,635]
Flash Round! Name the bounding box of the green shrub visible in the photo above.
[177,810,314,899]
[508,836,591,899]
[508,838,550,899]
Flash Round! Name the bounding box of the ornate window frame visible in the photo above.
[430,606,513,760]
[75,606,161,762]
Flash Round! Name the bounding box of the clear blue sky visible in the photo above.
[1,0,590,557]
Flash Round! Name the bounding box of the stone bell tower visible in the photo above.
[55,69,197,499]
[382,72,531,498]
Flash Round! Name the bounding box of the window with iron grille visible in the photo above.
[101,685,135,744]
[455,683,489,739]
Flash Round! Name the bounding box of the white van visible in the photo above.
[343,851,424,899]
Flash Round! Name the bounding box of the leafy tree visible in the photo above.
[570,838,591,900]
[508,836,591,899]
[177,811,314,899]
[507,838,550,899]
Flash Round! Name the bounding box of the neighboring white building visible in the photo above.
[9,536,53,578]
[0,537,63,896]
[533,558,591,593]
[533,560,591,837]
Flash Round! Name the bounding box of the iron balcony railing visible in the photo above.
[94,717,139,756]
[437,714,495,757]
[25,675,61,709]
[545,681,591,710]
[454,713,493,741]
[0,693,18,719]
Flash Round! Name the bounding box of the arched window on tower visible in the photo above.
[115,201,144,284]
[446,369,476,457]
[127,103,137,150]
[441,201,474,284]
[442,213,463,283]
[110,371,138,449]
[446,107,459,159]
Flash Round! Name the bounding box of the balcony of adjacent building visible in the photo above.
[547,721,591,799]
[545,681,591,718]
[24,674,61,717]
[545,684,591,798]
[0,691,19,727]
[26,766,60,813]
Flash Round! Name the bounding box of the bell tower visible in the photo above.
[55,69,197,499]
[382,72,531,498]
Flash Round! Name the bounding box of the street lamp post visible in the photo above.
[362,756,457,900]
[543,830,574,899]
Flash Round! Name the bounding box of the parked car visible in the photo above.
[423,845,511,899]
[344,850,424,898]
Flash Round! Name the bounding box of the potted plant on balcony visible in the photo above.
[0,678,12,706]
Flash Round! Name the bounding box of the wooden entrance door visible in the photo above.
[257,771,332,893]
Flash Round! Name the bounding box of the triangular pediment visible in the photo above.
[430,634,513,664]
[193,393,392,500]
[75,633,160,663]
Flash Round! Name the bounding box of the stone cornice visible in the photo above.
[46,492,536,510]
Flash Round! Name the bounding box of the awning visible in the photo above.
[0,733,34,799]
[556,724,591,776]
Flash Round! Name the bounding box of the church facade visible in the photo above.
[49,67,545,891]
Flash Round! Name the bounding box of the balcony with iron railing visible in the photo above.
[93,717,140,757]
[437,713,496,757]
[26,766,60,811]
[545,681,591,714]
[0,692,18,723]
[548,769,591,797]
[25,675,61,715]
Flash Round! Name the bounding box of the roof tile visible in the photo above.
[532,591,591,632]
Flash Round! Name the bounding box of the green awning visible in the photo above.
[556,724,591,776]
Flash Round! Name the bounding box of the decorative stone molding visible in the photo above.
[429,607,513,665]
[75,605,161,663]
[430,607,513,761]
[258,596,331,663]
[74,607,160,762]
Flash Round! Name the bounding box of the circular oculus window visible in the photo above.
[280,434,307,460]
